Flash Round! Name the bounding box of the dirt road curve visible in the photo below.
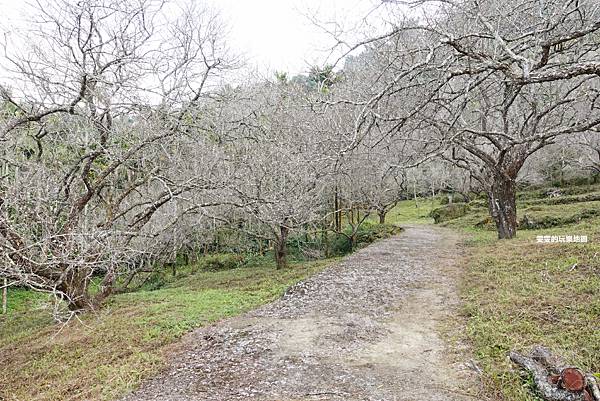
[122,225,483,401]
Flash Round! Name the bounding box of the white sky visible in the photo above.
[213,0,382,74]
[0,0,387,76]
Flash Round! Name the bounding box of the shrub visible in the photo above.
[518,209,600,229]
[475,216,494,229]
[518,214,561,230]
[285,232,326,261]
[550,175,594,188]
[330,233,353,256]
[469,199,488,208]
[197,253,245,271]
[329,222,403,256]
[525,192,600,206]
[240,253,272,268]
[355,222,403,244]
[430,203,470,223]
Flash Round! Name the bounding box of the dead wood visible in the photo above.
[587,374,600,401]
[561,368,587,392]
[509,351,585,401]
[531,346,567,374]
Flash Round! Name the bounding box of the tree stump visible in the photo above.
[509,346,600,401]
[561,368,587,392]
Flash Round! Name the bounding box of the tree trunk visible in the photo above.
[378,211,386,224]
[334,188,341,232]
[275,225,289,269]
[413,180,418,208]
[322,229,329,258]
[2,277,6,314]
[57,273,92,311]
[487,174,518,239]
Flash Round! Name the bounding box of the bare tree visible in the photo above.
[575,132,600,177]
[335,0,600,238]
[0,0,235,312]
[209,80,332,269]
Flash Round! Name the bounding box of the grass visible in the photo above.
[6,185,596,401]
[0,219,403,401]
[422,184,600,400]
[384,198,437,225]
[462,232,600,400]
[0,258,336,401]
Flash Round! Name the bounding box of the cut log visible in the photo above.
[509,351,585,401]
[511,347,600,401]
[560,368,586,392]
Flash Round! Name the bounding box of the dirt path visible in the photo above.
[122,225,483,401]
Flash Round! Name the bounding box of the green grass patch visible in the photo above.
[0,214,404,401]
[327,222,403,255]
[0,258,335,401]
[453,182,600,400]
[385,198,439,225]
[430,203,470,223]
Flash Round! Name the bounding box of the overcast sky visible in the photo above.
[0,0,386,76]
[213,0,383,74]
